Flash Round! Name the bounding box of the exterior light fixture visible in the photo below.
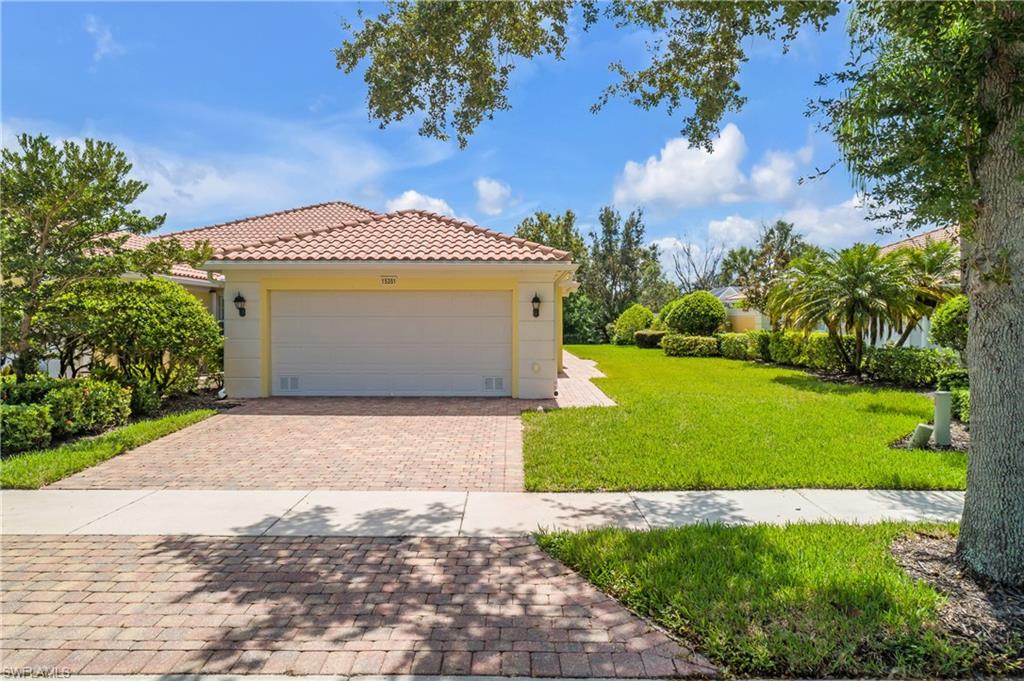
[233,293,247,317]
[532,293,541,318]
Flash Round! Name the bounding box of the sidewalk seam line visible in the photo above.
[457,490,470,536]
[259,490,313,536]
[68,488,162,534]
[793,489,838,520]
[628,492,652,530]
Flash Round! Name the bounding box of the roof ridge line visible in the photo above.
[163,200,378,239]
[214,213,384,256]
[396,209,572,261]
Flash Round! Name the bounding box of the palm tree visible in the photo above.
[890,240,961,347]
[769,244,911,373]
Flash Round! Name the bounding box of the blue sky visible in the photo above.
[2,2,895,270]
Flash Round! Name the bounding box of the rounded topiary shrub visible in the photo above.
[612,304,654,345]
[664,291,727,336]
[662,334,720,357]
[930,294,968,355]
[653,298,683,331]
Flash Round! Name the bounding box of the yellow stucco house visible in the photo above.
[159,201,577,400]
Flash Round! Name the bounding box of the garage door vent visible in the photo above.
[278,375,300,391]
[484,376,504,392]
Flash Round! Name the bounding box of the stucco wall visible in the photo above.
[219,266,570,399]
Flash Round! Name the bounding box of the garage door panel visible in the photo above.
[271,291,512,396]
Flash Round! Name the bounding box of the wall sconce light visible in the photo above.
[532,293,541,318]
[233,293,247,317]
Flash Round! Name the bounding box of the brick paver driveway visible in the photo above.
[51,398,534,492]
[1,536,716,677]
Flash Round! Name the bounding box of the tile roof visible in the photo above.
[210,210,573,263]
[115,232,222,282]
[164,201,380,250]
[879,225,959,254]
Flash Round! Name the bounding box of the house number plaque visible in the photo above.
[380,275,398,286]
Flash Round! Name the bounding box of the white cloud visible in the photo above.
[613,124,811,211]
[708,215,759,249]
[4,108,453,229]
[781,193,885,248]
[474,177,511,216]
[84,15,126,63]
[386,190,455,216]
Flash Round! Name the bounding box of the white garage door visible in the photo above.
[271,290,512,396]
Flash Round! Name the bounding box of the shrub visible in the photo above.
[77,379,132,431]
[634,330,667,349]
[936,368,969,391]
[128,379,161,416]
[0,375,64,405]
[43,386,87,438]
[746,330,772,362]
[952,388,970,423]
[613,304,654,345]
[663,291,728,336]
[653,298,682,331]
[768,331,808,366]
[930,294,968,354]
[719,333,749,360]
[1,404,53,455]
[604,322,617,342]
[863,345,959,388]
[663,334,720,357]
[804,333,855,373]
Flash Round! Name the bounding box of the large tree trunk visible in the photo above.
[956,32,1024,584]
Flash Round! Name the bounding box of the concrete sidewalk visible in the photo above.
[1,488,964,536]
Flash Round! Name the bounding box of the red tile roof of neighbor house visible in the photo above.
[114,232,221,282]
[165,201,380,250]
[210,209,573,263]
[879,225,959,254]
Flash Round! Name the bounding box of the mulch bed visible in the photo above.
[892,532,1024,670]
[891,419,970,452]
[156,388,243,416]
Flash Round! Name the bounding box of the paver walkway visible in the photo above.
[0,536,716,677]
[48,352,614,493]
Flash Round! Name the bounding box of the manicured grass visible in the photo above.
[523,345,966,490]
[538,523,1004,678]
[0,409,215,489]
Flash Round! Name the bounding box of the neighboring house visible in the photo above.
[710,286,770,332]
[169,202,579,399]
[876,225,960,348]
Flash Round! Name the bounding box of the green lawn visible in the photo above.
[0,409,215,489]
[524,345,966,490]
[538,523,1010,678]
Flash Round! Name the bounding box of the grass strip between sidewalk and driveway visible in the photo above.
[1,409,215,489]
[524,345,966,490]
[537,523,1012,678]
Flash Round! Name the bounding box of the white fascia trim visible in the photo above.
[203,260,579,273]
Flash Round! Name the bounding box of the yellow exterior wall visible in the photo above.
[220,267,569,399]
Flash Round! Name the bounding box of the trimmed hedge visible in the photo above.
[663,334,720,357]
[952,389,970,423]
[1,404,54,455]
[804,333,854,374]
[635,330,668,349]
[768,331,807,366]
[664,291,727,336]
[719,333,749,360]
[2,378,132,444]
[863,345,959,388]
[746,330,772,362]
[613,304,655,345]
[936,368,969,391]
